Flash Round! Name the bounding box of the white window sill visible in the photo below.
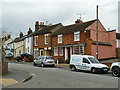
[58,42,62,44]
[54,55,58,56]
[74,40,80,42]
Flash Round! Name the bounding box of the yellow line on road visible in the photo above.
[0,78,19,87]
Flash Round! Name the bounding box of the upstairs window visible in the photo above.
[58,34,62,43]
[74,31,80,41]
[45,34,49,45]
[35,36,38,46]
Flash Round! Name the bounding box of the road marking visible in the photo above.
[0,78,19,87]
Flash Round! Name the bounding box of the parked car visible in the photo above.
[110,62,120,77]
[5,53,13,58]
[16,54,24,62]
[69,55,109,73]
[33,56,55,67]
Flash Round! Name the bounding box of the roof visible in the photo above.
[92,41,112,46]
[116,33,120,39]
[52,19,97,36]
[32,23,62,36]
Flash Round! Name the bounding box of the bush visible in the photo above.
[65,58,70,64]
[55,58,65,64]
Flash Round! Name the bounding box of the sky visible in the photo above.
[0,0,120,39]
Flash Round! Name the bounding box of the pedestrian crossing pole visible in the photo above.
[96,5,99,59]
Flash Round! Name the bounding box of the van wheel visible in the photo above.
[112,67,120,77]
[41,63,44,67]
[91,68,96,74]
[71,66,76,71]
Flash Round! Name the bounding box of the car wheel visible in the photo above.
[41,63,44,67]
[112,67,120,77]
[91,68,96,74]
[33,62,36,66]
[71,66,76,71]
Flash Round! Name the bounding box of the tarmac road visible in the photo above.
[4,63,119,88]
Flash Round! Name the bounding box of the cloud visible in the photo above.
[1,0,119,39]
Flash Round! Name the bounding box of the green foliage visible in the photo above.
[65,58,70,64]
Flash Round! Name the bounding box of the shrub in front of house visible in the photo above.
[65,58,70,64]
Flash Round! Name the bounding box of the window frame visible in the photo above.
[73,46,78,54]
[58,34,62,43]
[34,36,38,46]
[45,34,49,45]
[59,47,63,56]
[74,31,80,41]
[54,47,58,56]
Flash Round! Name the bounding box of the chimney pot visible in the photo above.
[36,21,39,25]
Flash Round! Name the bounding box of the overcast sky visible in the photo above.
[0,0,119,39]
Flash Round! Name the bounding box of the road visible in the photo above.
[6,63,119,88]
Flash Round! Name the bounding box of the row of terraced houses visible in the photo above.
[7,19,120,61]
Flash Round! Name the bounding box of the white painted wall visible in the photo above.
[117,39,120,48]
[25,36,33,55]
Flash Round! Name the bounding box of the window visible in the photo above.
[54,47,58,56]
[80,46,84,55]
[58,35,62,43]
[74,31,80,41]
[34,50,38,58]
[21,41,22,45]
[59,47,63,56]
[28,37,29,43]
[35,36,38,46]
[45,34,49,45]
[73,46,78,54]
[19,50,21,54]
[28,47,29,53]
[83,58,90,64]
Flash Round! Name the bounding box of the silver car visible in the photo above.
[33,56,55,67]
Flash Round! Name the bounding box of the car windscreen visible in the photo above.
[88,57,100,64]
[46,56,54,60]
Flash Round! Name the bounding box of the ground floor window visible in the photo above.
[54,47,58,56]
[19,50,21,54]
[80,46,84,55]
[59,47,63,56]
[34,50,39,58]
[73,46,78,54]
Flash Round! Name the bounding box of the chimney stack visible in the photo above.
[20,32,23,38]
[35,21,39,31]
[28,28,32,35]
[75,19,83,24]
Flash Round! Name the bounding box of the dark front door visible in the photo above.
[67,47,70,59]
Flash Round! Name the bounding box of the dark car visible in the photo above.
[16,54,24,62]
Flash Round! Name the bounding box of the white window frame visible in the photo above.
[58,34,62,43]
[73,46,79,54]
[35,36,38,46]
[59,47,63,56]
[80,46,84,55]
[34,49,38,58]
[45,34,49,45]
[74,31,80,41]
[54,47,58,56]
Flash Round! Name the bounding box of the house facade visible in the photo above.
[52,19,116,60]
[32,21,63,58]
[25,28,33,55]
[13,32,27,58]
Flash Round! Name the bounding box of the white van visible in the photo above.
[69,55,109,73]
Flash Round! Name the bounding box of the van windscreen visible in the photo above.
[88,57,100,63]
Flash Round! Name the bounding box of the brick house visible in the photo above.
[52,19,116,61]
[32,21,63,58]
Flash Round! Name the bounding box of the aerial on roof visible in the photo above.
[52,19,97,36]
[32,23,62,36]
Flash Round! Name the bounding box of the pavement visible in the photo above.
[0,67,31,88]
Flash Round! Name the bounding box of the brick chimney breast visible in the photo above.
[28,28,32,35]
[75,19,83,24]
[35,21,39,31]
[20,32,23,38]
